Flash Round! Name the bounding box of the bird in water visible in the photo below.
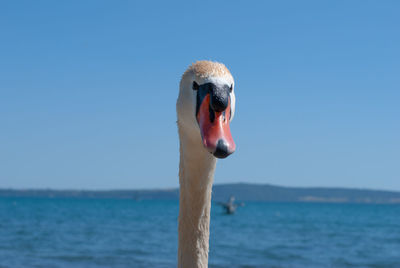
[218,196,245,215]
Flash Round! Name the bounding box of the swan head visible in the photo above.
[177,61,236,159]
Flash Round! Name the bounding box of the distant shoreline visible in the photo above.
[1,183,400,204]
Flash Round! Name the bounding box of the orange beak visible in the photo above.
[196,94,235,158]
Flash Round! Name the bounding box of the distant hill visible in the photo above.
[1,183,400,204]
[211,183,400,203]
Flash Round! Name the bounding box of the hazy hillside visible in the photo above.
[211,183,400,203]
[1,183,400,204]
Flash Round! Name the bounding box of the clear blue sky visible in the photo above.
[1,1,399,190]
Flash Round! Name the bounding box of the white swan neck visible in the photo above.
[177,134,217,268]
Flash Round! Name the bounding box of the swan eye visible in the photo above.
[192,81,199,91]
[230,85,233,92]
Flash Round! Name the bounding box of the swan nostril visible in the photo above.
[209,105,215,123]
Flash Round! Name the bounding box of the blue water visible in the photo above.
[1,198,399,268]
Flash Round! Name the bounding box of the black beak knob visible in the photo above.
[210,87,229,112]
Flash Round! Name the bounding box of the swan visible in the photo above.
[176,61,236,268]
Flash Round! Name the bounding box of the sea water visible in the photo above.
[0,197,399,268]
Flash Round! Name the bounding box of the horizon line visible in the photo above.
[1,182,399,194]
